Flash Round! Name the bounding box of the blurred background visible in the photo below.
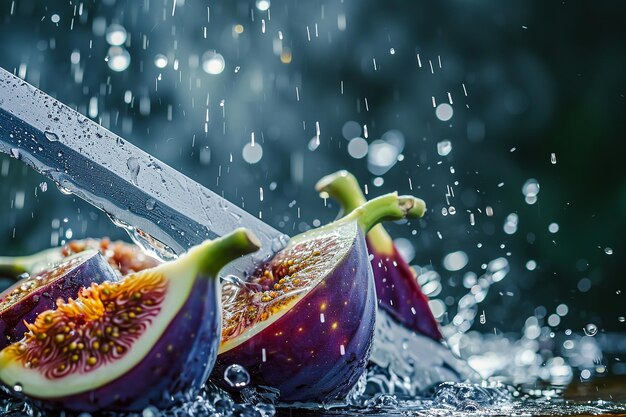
[0,0,624,346]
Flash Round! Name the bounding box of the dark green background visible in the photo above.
[0,0,624,334]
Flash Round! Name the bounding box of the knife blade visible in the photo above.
[0,67,287,277]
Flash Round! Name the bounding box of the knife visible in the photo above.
[0,67,287,277]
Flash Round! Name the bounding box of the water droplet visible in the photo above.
[368,140,399,174]
[342,120,361,140]
[522,178,540,197]
[271,234,289,253]
[44,131,59,142]
[443,251,468,271]
[503,213,519,235]
[347,137,368,159]
[583,323,598,337]
[106,46,131,72]
[12,383,22,392]
[55,182,73,195]
[154,54,168,68]
[145,198,156,211]
[437,140,452,156]
[448,206,456,215]
[435,103,454,121]
[224,364,251,388]
[127,157,140,185]
[604,247,613,255]
[242,142,263,164]
[9,148,20,159]
[256,0,270,11]
[39,182,48,192]
[202,51,225,75]
[550,152,557,164]
[105,24,127,46]
[548,222,559,234]
[389,47,395,55]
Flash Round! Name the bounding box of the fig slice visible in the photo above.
[0,238,160,281]
[214,193,425,404]
[315,170,442,341]
[0,228,260,412]
[0,250,119,349]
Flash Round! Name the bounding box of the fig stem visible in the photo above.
[189,228,261,278]
[315,170,368,215]
[316,171,427,254]
[346,193,426,234]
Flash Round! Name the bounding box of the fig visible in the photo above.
[214,192,426,404]
[0,250,119,349]
[315,170,441,341]
[0,238,160,281]
[0,228,260,412]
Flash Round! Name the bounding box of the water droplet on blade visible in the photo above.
[44,131,59,142]
[145,198,156,210]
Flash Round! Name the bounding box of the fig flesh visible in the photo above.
[0,228,260,412]
[0,250,118,349]
[214,193,425,404]
[0,238,159,281]
[315,170,442,340]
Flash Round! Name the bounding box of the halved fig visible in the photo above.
[0,238,160,281]
[315,170,442,341]
[0,250,119,349]
[0,228,260,412]
[214,193,426,404]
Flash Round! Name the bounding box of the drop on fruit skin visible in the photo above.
[0,238,159,281]
[214,193,425,404]
[0,228,260,412]
[316,171,442,341]
[0,250,119,350]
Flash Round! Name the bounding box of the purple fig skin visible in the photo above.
[0,250,118,349]
[37,277,221,412]
[368,238,442,341]
[214,230,376,403]
[316,170,441,341]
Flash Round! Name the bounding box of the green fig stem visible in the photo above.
[189,228,261,278]
[316,170,368,214]
[316,170,426,254]
[345,192,426,235]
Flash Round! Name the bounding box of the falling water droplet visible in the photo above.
[154,54,168,68]
[551,153,557,164]
[202,51,226,75]
[105,24,127,46]
[224,364,251,388]
[44,131,59,142]
[437,140,452,156]
[106,46,131,72]
[604,247,613,255]
[583,323,598,337]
